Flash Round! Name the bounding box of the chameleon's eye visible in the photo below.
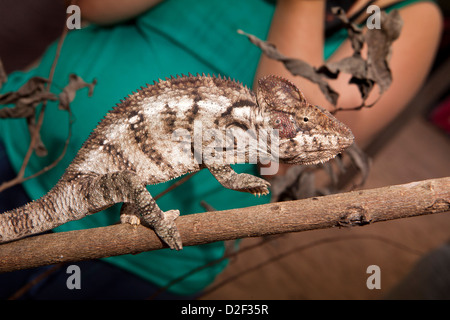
[274,118,282,125]
[303,117,309,123]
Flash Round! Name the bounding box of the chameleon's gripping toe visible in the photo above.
[120,207,182,250]
[235,174,271,197]
[152,209,183,250]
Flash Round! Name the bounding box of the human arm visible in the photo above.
[75,0,164,25]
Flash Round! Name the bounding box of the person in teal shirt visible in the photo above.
[0,0,441,299]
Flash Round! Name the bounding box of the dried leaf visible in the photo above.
[320,55,365,80]
[321,161,339,188]
[330,7,365,54]
[269,165,315,202]
[238,29,339,105]
[269,165,304,202]
[0,77,50,105]
[0,77,60,156]
[0,90,57,157]
[365,10,403,95]
[0,91,57,119]
[348,77,375,102]
[344,143,371,189]
[294,169,317,198]
[319,8,403,109]
[58,74,97,111]
[0,74,95,157]
[0,78,58,122]
[269,142,370,202]
[240,7,402,112]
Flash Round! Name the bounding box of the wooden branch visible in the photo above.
[0,177,449,273]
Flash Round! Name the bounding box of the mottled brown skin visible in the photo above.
[0,74,354,250]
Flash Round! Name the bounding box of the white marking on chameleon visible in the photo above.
[141,96,168,117]
[76,149,109,174]
[197,95,231,114]
[232,106,251,120]
[129,115,140,124]
[105,123,128,141]
[168,95,194,116]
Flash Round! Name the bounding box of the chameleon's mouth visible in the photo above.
[281,148,346,165]
[283,156,335,165]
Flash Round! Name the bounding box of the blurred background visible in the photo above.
[0,0,449,299]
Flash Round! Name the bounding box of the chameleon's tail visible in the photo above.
[0,182,84,243]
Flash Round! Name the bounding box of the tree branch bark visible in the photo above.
[0,177,449,273]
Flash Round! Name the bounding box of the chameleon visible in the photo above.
[0,74,354,250]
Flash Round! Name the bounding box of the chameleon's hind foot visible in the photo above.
[144,209,183,251]
[120,202,182,250]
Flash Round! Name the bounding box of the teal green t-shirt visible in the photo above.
[0,0,425,295]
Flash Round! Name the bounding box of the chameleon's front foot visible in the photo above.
[208,164,271,196]
[235,173,270,196]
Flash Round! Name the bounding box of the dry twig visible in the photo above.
[0,177,448,273]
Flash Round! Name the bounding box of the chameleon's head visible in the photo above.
[256,75,354,165]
